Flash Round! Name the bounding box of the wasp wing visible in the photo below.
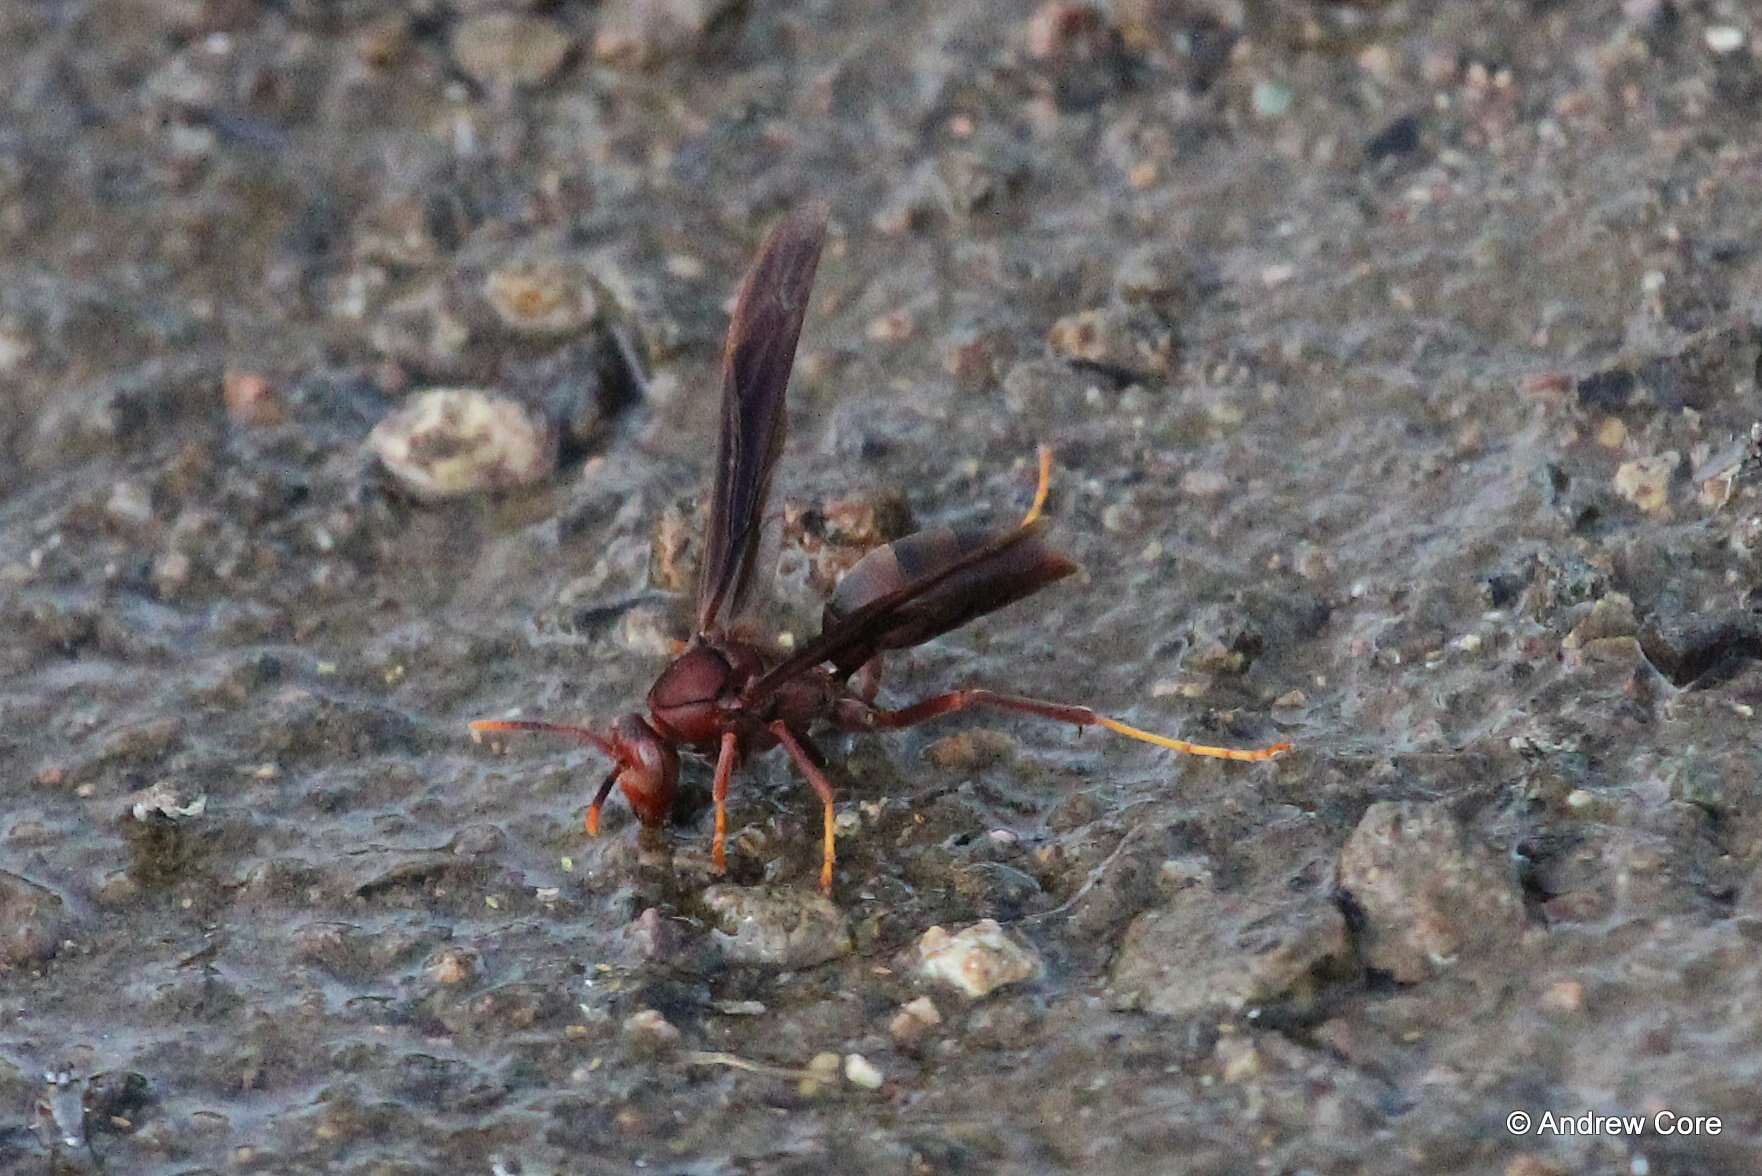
[742,520,1077,704]
[820,524,1078,672]
[695,207,828,634]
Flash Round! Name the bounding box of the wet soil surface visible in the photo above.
[5,1,1762,1173]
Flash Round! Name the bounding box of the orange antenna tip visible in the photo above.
[586,767,620,838]
[1097,716,1290,762]
[1020,445,1054,527]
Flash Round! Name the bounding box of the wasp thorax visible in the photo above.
[647,643,740,744]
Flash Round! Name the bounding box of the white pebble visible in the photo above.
[369,388,556,500]
[1705,26,1745,54]
[843,1053,884,1089]
[106,481,154,528]
[916,919,1040,998]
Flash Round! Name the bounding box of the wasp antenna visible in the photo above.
[585,766,620,836]
[859,688,1289,762]
[1020,445,1054,527]
[467,719,618,760]
[1097,716,1291,762]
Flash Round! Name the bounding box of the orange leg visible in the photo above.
[841,689,1290,762]
[768,721,839,893]
[710,730,740,873]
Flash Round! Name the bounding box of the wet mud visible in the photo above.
[5,1,1762,1173]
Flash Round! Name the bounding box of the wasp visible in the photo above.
[472,208,1290,892]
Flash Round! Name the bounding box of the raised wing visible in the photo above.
[742,520,1078,704]
[695,207,828,634]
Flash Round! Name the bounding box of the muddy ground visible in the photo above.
[5,0,1762,1172]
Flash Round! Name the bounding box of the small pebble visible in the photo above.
[150,546,190,592]
[1612,452,1678,515]
[0,326,32,372]
[1563,593,1638,651]
[1186,638,1245,676]
[890,996,943,1047]
[36,1070,87,1150]
[702,884,852,968]
[427,947,479,986]
[1101,501,1141,533]
[623,1008,682,1051]
[595,0,738,66]
[1541,979,1584,1013]
[126,781,207,822]
[817,492,913,548]
[916,919,1040,998]
[649,499,701,593]
[291,922,366,976]
[945,333,1001,390]
[1251,80,1294,118]
[843,1053,884,1089]
[484,260,597,335]
[1705,26,1746,54]
[1159,857,1213,891]
[1358,44,1395,80]
[1336,801,1527,983]
[1110,885,1346,1016]
[1215,1036,1261,1083]
[452,13,576,91]
[106,481,154,528]
[800,1051,842,1097]
[866,309,915,343]
[1046,307,1172,376]
[1179,469,1229,498]
[369,389,557,500]
[222,370,285,426]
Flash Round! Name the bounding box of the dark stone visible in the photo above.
[1365,114,1422,164]
[1575,367,1636,410]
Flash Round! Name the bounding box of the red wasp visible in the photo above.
[471,207,1290,892]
